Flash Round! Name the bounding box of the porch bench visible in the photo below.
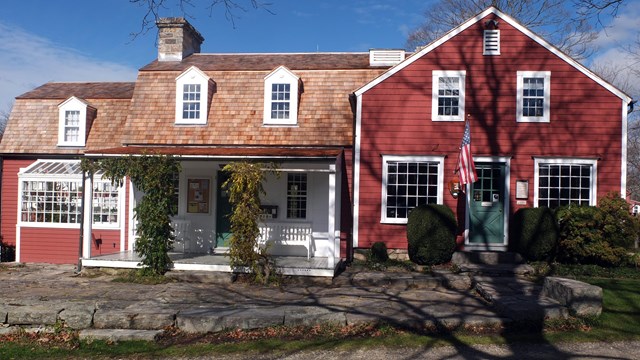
[258,222,313,259]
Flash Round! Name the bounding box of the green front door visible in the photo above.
[215,170,233,248]
[469,163,506,245]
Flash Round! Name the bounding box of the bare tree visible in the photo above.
[406,0,598,60]
[0,101,12,136]
[130,0,273,36]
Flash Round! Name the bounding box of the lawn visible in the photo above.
[1,268,639,359]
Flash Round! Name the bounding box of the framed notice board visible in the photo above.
[187,178,210,214]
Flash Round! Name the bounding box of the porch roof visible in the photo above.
[85,146,344,159]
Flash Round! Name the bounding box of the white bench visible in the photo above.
[171,219,191,253]
[258,222,313,259]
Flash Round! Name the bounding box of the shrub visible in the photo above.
[0,237,16,262]
[511,207,558,261]
[369,242,389,263]
[555,200,634,267]
[406,204,457,265]
[597,192,639,250]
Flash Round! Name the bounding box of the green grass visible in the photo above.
[2,270,640,359]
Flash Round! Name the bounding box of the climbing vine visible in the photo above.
[222,161,278,283]
[82,155,180,275]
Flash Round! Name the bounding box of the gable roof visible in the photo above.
[0,82,134,155]
[141,52,380,72]
[354,6,631,103]
[16,82,135,100]
[121,53,386,147]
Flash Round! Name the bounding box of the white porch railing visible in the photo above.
[258,222,313,259]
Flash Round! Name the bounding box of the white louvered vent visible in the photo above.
[369,49,406,66]
[483,30,500,55]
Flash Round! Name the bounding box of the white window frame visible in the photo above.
[432,70,466,122]
[58,97,88,147]
[533,157,597,208]
[175,66,210,125]
[18,160,123,229]
[263,66,299,126]
[483,30,500,55]
[517,71,551,123]
[286,172,308,220]
[381,155,445,224]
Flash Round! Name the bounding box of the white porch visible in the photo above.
[82,251,337,277]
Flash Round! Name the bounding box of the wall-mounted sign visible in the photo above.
[187,178,210,214]
[516,180,529,200]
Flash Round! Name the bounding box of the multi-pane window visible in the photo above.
[287,173,307,219]
[522,78,545,117]
[382,156,444,223]
[21,180,82,224]
[19,161,122,227]
[182,84,201,119]
[175,66,209,125]
[438,77,460,116]
[271,84,291,120]
[536,161,595,208]
[432,71,465,121]
[263,66,299,125]
[64,110,80,143]
[92,181,120,225]
[517,71,550,122]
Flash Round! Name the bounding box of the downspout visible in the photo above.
[77,169,86,273]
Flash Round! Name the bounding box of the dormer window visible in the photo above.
[175,66,210,125]
[264,66,299,126]
[58,96,91,147]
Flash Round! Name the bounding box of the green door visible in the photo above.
[469,163,505,245]
[215,170,233,248]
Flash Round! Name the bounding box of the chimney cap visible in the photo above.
[156,17,205,43]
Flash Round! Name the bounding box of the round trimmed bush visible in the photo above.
[407,204,457,265]
[370,241,389,263]
[512,207,558,261]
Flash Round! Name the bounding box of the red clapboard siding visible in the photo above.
[1,159,36,247]
[90,229,122,257]
[20,227,80,264]
[355,13,624,250]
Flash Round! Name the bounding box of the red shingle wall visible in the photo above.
[356,14,624,250]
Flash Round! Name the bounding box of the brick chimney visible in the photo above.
[156,18,204,61]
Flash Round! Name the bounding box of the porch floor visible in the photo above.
[82,251,335,277]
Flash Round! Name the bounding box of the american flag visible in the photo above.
[457,120,477,185]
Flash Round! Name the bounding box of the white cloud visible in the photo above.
[0,21,137,113]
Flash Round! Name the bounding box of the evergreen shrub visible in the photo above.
[512,207,558,261]
[406,204,457,265]
[370,241,389,263]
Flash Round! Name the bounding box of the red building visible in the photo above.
[352,7,631,252]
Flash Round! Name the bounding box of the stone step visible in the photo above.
[347,272,443,290]
[458,263,535,276]
[79,329,163,342]
[452,251,524,265]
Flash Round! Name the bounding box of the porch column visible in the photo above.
[82,174,93,259]
[327,164,336,268]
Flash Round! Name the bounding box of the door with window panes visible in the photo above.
[468,163,506,246]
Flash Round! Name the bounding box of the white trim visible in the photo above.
[516,71,551,123]
[327,164,336,268]
[175,66,210,125]
[533,157,598,207]
[128,181,137,252]
[352,94,363,248]
[57,97,89,147]
[621,100,628,199]
[380,155,445,224]
[263,66,300,126]
[82,174,93,259]
[464,156,511,248]
[353,7,631,103]
[432,70,466,122]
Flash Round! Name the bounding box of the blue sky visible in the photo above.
[0,1,638,114]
